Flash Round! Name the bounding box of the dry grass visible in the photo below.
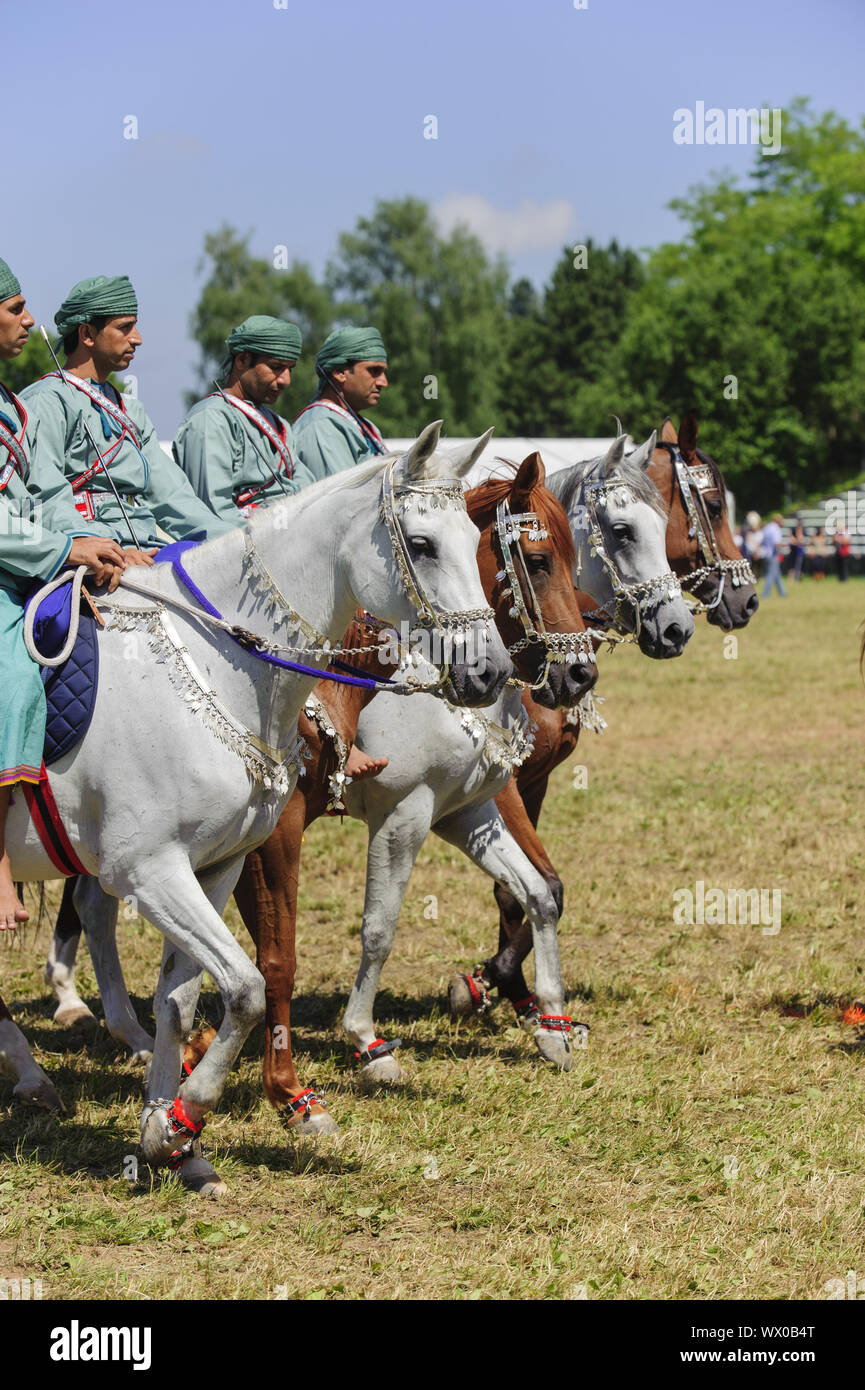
[1,577,864,1300]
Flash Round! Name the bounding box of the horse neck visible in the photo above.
[545,459,615,605]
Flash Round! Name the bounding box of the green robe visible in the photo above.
[0,383,102,785]
[292,399,386,483]
[19,374,234,549]
[173,394,316,526]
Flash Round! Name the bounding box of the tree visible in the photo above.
[574,102,865,509]
[501,240,645,436]
[2,333,55,396]
[188,226,334,418]
[326,198,511,438]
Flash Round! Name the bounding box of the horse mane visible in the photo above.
[546,450,667,520]
[466,461,575,566]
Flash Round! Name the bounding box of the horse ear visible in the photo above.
[601,434,628,478]
[512,451,545,504]
[446,427,495,478]
[679,411,699,460]
[629,429,658,471]
[660,416,677,443]
[402,420,443,480]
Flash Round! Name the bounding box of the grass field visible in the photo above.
[1,578,864,1301]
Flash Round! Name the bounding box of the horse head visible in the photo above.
[651,414,759,631]
[550,431,695,658]
[466,451,597,709]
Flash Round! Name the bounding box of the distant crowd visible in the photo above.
[734,512,852,600]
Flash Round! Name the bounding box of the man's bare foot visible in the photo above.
[345,744,388,781]
[0,860,28,931]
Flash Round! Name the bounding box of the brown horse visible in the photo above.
[448,414,759,1021]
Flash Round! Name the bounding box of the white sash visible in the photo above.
[297,398,385,451]
[217,393,295,475]
[0,390,28,490]
[45,372,141,448]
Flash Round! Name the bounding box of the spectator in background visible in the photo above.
[809,527,829,580]
[761,512,787,599]
[789,514,807,581]
[743,511,764,576]
[833,522,851,581]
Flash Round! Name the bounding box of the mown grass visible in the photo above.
[1,578,864,1300]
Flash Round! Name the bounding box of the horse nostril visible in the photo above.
[745,593,759,615]
[663,622,684,648]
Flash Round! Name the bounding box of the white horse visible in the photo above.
[3,424,512,1190]
[340,430,693,1080]
[36,433,691,1101]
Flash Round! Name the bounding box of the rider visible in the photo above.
[173,315,315,523]
[292,326,389,480]
[19,275,235,552]
[0,258,128,931]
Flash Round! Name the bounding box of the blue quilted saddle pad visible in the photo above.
[28,582,100,766]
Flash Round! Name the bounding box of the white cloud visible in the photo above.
[434,194,578,255]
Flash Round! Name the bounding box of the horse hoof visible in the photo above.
[53,1003,97,1029]
[362,1054,402,1084]
[283,1108,340,1138]
[533,1029,573,1071]
[13,1076,66,1113]
[140,1102,195,1165]
[448,974,476,1019]
[173,1154,227,1198]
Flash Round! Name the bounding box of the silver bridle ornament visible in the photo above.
[665,445,756,611]
[494,498,596,691]
[577,465,683,638]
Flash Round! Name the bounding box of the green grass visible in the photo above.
[2,577,864,1300]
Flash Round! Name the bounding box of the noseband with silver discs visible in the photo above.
[656,443,756,611]
[493,499,596,691]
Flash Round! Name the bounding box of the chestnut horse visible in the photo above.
[448,413,760,1023]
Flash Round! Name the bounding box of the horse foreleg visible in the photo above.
[435,801,575,1070]
[0,991,64,1113]
[343,788,435,1083]
[234,791,338,1136]
[44,877,97,1029]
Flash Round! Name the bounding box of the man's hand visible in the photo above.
[67,537,128,591]
[122,548,158,567]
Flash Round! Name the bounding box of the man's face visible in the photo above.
[87,315,142,373]
[0,294,34,360]
[336,359,388,411]
[240,354,294,405]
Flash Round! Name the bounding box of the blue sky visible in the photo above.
[5,0,864,433]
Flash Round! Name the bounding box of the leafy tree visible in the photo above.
[501,240,645,436]
[574,102,865,509]
[326,198,511,438]
[187,226,333,418]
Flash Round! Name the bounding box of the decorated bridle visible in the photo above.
[655,442,756,610]
[576,462,683,639]
[493,498,596,691]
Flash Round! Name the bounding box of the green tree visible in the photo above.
[501,240,645,436]
[575,102,865,509]
[326,197,511,437]
[188,226,333,418]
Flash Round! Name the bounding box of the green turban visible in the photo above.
[0,258,21,303]
[54,275,138,340]
[222,315,302,376]
[315,326,387,378]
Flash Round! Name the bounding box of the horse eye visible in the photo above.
[611,524,632,542]
[707,499,723,519]
[526,553,550,573]
[408,536,435,558]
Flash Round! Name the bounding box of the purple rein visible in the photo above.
[156,541,394,692]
